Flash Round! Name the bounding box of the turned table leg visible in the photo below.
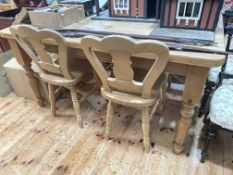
[173,101,195,153]
[23,64,44,106]
[8,39,44,106]
[173,66,209,154]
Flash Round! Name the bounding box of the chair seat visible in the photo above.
[208,56,233,84]
[39,72,82,86]
[37,58,90,86]
[101,71,166,108]
[101,89,157,108]
[209,85,233,131]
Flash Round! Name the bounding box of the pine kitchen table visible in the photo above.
[0,20,226,154]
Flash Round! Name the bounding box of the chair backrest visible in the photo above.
[10,24,73,79]
[81,35,169,98]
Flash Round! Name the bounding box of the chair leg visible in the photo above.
[198,81,215,118]
[141,108,151,153]
[104,101,114,139]
[158,79,167,115]
[48,84,56,116]
[70,85,83,128]
[203,110,210,124]
[167,74,172,89]
[201,122,217,163]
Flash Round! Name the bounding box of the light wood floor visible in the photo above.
[0,90,232,175]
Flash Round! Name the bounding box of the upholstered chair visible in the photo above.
[198,25,233,117]
[201,84,233,162]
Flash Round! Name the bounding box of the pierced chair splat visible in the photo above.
[10,24,87,128]
[81,35,169,152]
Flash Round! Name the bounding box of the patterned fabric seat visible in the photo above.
[200,19,233,163]
[208,56,233,84]
[208,85,233,131]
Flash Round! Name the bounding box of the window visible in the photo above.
[114,0,129,15]
[193,3,201,17]
[176,0,203,26]
[185,2,193,17]
[178,2,185,16]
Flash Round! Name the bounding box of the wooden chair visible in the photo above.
[10,24,88,128]
[81,35,169,152]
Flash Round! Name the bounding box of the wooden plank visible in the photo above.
[223,131,233,175]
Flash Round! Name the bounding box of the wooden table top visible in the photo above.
[63,19,226,52]
[0,18,226,68]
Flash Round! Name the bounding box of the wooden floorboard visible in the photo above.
[0,91,232,175]
[223,131,233,175]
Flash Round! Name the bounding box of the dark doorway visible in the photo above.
[146,0,161,19]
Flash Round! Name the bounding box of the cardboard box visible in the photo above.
[3,57,49,103]
[0,0,44,30]
[29,4,85,29]
[0,50,13,97]
[59,0,95,16]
